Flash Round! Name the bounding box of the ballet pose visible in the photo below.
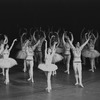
[50,33,63,75]
[38,39,58,92]
[66,34,91,87]
[17,32,28,72]
[62,31,73,74]
[0,37,17,84]
[25,39,40,83]
[0,35,8,76]
[82,32,100,72]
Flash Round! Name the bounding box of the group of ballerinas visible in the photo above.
[0,34,17,84]
[0,28,100,93]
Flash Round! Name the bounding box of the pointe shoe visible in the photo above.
[89,69,94,72]
[75,82,78,86]
[4,80,9,85]
[28,78,34,83]
[45,87,52,93]
[23,68,27,72]
[64,70,70,74]
[79,83,84,88]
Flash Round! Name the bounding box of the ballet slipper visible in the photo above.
[64,70,70,74]
[27,78,34,83]
[4,80,9,85]
[89,69,94,72]
[45,87,52,93]
[75,82,78,86]
[79,83,84,88]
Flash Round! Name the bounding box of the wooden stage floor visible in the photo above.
[0,61,100,100]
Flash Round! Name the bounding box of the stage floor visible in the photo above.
[0,62,100,100]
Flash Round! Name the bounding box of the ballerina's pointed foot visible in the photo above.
[75,82,78,86]
[89,69,94,72]
[23,68,27,72]
[27,78,34,83]
[4,80,9,85]
[64,70,70,74]
[45,87,52,93]
[79,83,84,88]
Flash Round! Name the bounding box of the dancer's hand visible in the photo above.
[14,39,17,41]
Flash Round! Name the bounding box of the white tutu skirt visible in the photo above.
[0,58,17,68]
[16,50,27,59]
[52,53,63,63]
[38,63,58,71]
[82,49,100,58]
[56,47,64,54]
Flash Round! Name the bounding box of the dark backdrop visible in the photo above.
[0,0,100,46]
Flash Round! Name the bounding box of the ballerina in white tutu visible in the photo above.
[49,31,63,75]
[0,37,17,84]
[25,39,40,83]
[65,34,91,87]
[62,31,74,74]
[82,31,100,72]
[38,39,58,92]
[0,35,9,76]
[16,32,29,72]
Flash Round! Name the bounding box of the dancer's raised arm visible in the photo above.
[4,35,8,44]
[45,39,47,57]
[33,30,38,43]
[65,36,75,50]
[32,39,40,51]
[80,35,91,50]
[69,32,74,43]
[92,32,99,44]
[9,39,17,52]
[51,41,57,56]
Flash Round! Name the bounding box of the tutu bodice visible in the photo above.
[45,54,52,64]
[26,46,34,60]
[3,49,10,59]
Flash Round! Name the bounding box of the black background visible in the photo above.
[0,0,100,43]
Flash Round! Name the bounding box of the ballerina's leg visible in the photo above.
[64,55,71,74]
[28,60,34,83]
[46,71,52,92]
[23,60,27,72]
[89,58,94,72]
[4,68,9,84]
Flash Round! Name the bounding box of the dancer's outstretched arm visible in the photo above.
[65,36,75,50]
[45,39,47,57]
[9,39,17,52]
[4,35,8,44]
[69,32,74,43]
[92,32,99,44]
[32,39,40,51]
[80,35,91,50]
[51,42,57,56]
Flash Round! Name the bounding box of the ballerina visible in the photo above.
[65,34,91,87]
[0,37,17,84]
[82,31,100,72]
[25,39,40,83]
[0,35,8,76]
[38,39,58,92]
[16,32,28,72]
[49,32,63,75]
[62,31,74,74]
